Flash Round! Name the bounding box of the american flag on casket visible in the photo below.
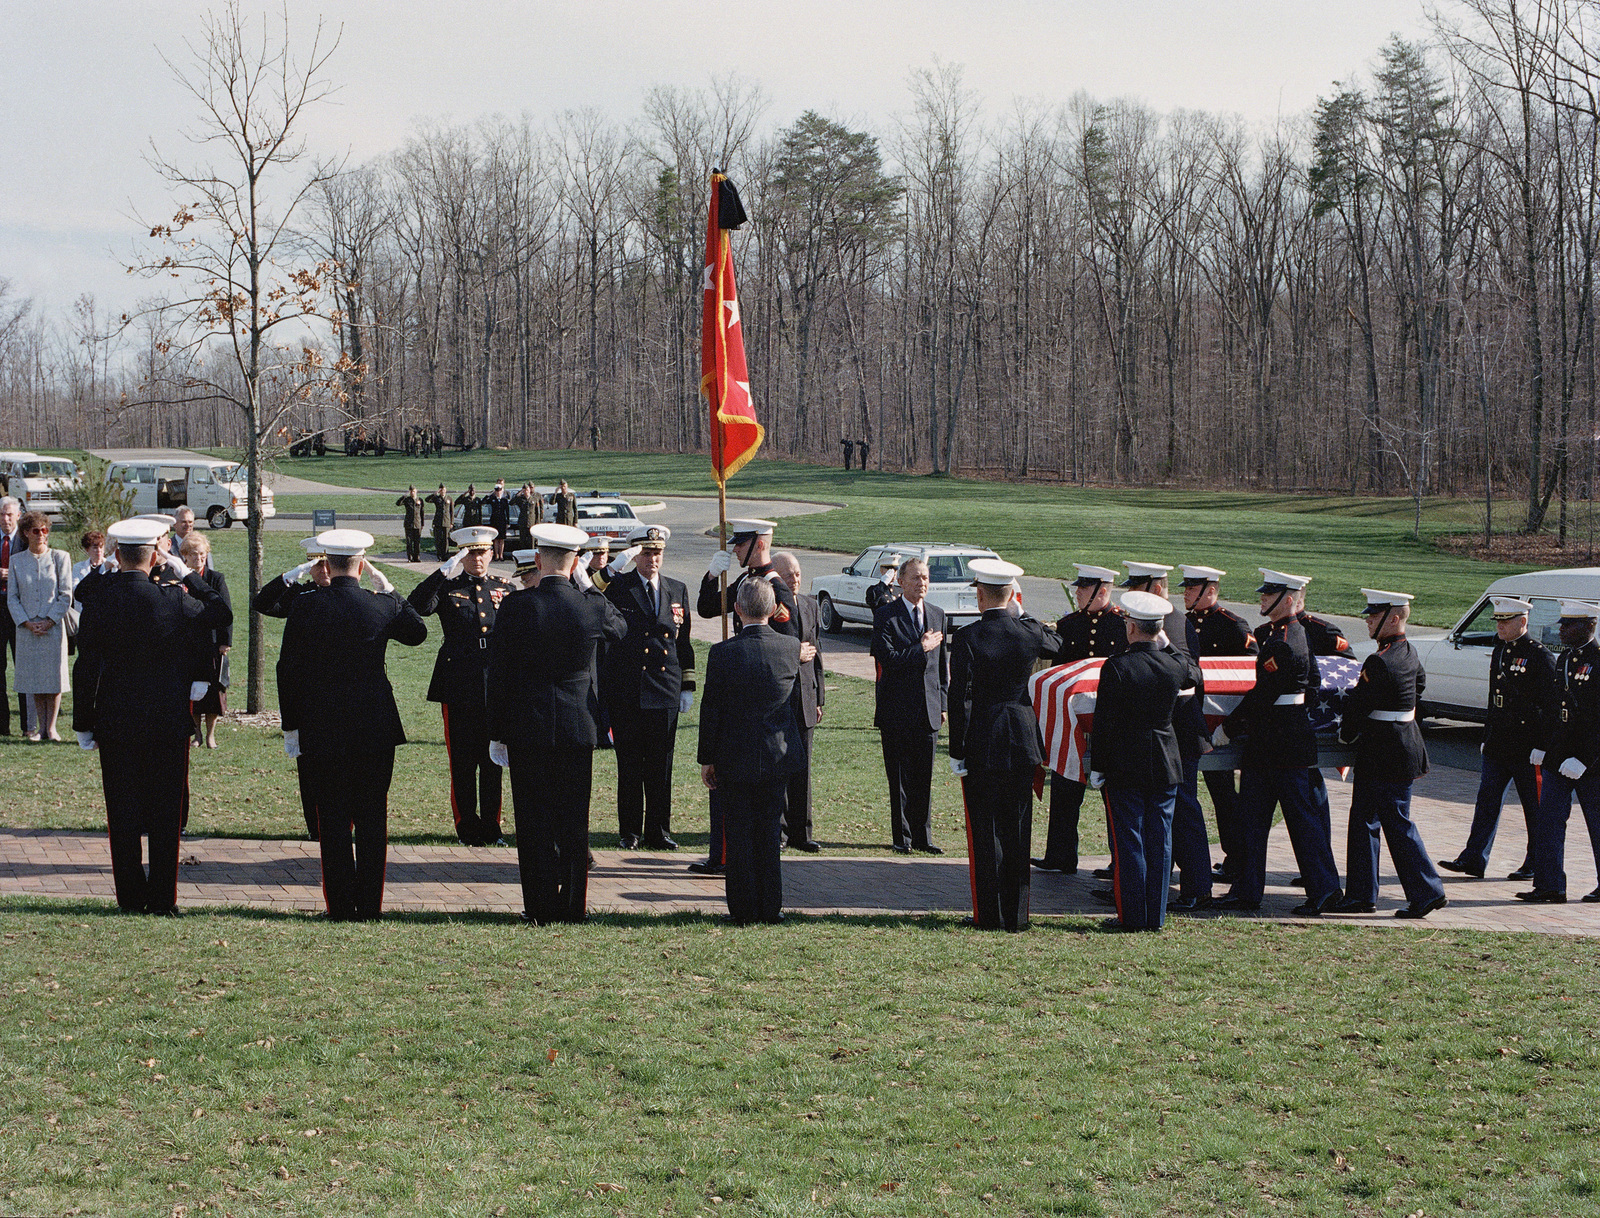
[1029,655,1365,784]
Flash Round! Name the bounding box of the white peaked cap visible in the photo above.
[1073,563,1119,584]
[530,523,588,552]
[450,526,498,549]
[626,524,671,548]
[315,529,375,556]
[726,518,776,538]
[969,557,1024,587]
[1257,569,1312,591]
[1120,561,1173,585]
[298,536,328,557]
[1360,589,1415,610]
[134,513,176,531]
[1120,591,1175,623]
[1558,598,1600,618]
[579,534,613,553]
[1179,565,1226,583]
[1490,596,1533,618]
[106,518,169,546]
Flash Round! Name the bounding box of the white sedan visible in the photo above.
[810,543,1001,633]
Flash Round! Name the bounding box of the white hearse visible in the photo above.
[0,453,81,519]
[1414,566,1600,721]
[103,458,275,529]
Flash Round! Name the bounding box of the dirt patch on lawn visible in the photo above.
[1436,531,1600,565]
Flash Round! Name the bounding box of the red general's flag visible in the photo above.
[702,172,762,483]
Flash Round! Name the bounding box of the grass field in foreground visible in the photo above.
[1,904,1596,1217]
[251,449,1550,627]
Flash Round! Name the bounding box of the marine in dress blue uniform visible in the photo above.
[408,526,517,846]
[948,559,1061,931]
[1334,590,1446,917]
[1440,597,1556,880]
[1519,599,1600,904]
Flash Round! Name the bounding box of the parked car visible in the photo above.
[810,543,1002,633]
[0,453,81,519]
[1413,566,1600,721]
[541,495,640,540]
[104,458,274,528]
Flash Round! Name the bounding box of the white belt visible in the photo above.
[1273,693,1305,706]
[1368,708,1416,722]
[1177,688,1195,698]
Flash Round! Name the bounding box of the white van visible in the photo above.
[1414,566,1600,721]
[104,459,275,529]
[0,453,81,519]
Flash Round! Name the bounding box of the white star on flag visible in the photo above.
[723,297,740,328]
[703,264,715,292]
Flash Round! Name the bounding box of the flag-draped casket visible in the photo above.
[1029,655,1365,783]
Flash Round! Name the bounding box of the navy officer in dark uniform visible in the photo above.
[1335,589,1446,917]
[603,524,695,849]
[1088,590,1199,931]
[277,530,427,920]
[487,523,626,923]
[73,517,233,915]
[1213,569,1343,916]
[865,553,902,614]
[408,525,517,846]
[1519,599,1600,904]
[1181,563,1257,884]
[1440,596,1555,881]
[692,518,801,875]
[1034,563,1125,875]
[948,558,1061,931]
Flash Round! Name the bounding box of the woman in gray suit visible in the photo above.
[6,511,72,741]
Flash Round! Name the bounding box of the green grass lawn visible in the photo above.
[0,905,1595,1217]
[228,448,1552,627]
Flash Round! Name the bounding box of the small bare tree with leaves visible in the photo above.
[125,1,346,712]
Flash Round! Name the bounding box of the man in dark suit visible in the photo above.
[1035,562,1125,874]
[602,525,695,850]
[488,523,626,923]
[409,526,517,847]
[72,517,233,914]
[1088,591,1199,931]
[772,551,825,851]
[277,530,428,921]
[871,555,947,855]
[948,559,1061,932]
[698,577,804,925]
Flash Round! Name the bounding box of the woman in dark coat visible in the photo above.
[180,534,232,747]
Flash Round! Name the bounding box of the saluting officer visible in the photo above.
[1519,599,1600,905]
[454,483,482,531]
[1088,590,1199,931]
[425,484,452,561]
[397,485,426,563]
[408,525,517,847]
[1181,564,1257,886]
[487,523,626,923]
[948,558,1061,932]
[1335,590,1446,918]
[73,517,233,915]
[277,530,428,921]
[1441,597,1555,881]
[865,553,902,614]
[1034,563,1126,875]
[1213,569,1343,917]
[603,524,695,850]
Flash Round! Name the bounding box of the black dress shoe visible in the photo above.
[1211,895,1261,911]
[764,912,786,924]
[1515,887,1567,903]
[1287,875,1305,887]
[1329,897,1377,913]
[791,840,822,853]
[1211,861,1232,878]
[687,859,724,876]
[643,834,679,850]
[1169,894,1211,912]
[1437,858,1485,878]
[1291,889,1344,917]
[1395,894,1448,919]
[915,844,944,856]
[1031,857,1071,872]
[619,834,641,850]
[1507,864,1535,882]
[1092,867,1113,879]
[1583,888,1600,903]
[891,844,912,855]
[1090,889,1116,905]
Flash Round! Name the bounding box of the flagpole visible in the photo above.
[717,478,729,639]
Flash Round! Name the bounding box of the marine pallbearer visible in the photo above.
[602,524,695,850]
[408,526,518,847]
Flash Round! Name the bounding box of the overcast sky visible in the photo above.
[2,0,1433,322]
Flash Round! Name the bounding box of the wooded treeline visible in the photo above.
[6,0,1600,535]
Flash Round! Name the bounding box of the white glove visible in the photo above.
[284,561,318,585]
[1212,724,1230,748]
[365,562,394,594]
[708,549,733,576]
[438,552,465,579]
[283,729,301,760]
[165,553,193,580]
[76,731,96,751]
[571,562,594,591]
[607,546,642,575]
[880,569,896,585]
[1559,757,1587,781]
[949,757,968,777]
[679,691,694,714]
[1530,749,1547,766]
[1088,771,1106,790]
[489,740,510,768]
[189,681,209,701]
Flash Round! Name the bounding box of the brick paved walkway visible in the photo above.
[3,764,1596,933]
